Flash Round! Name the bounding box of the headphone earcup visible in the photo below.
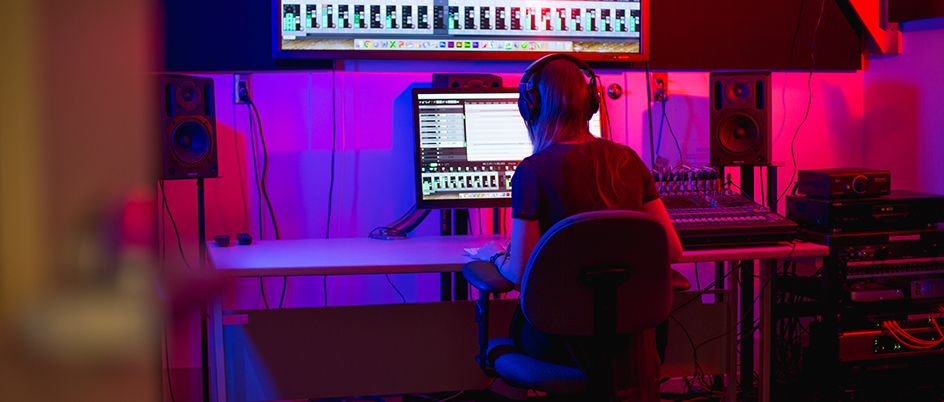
[517,96,531,122]
[587,78,600,117]
[518,86,540,123]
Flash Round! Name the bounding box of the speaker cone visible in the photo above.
[718,113,758,154]
[170,118,211,165]
[723,78,752,107]
[175,80,203,112]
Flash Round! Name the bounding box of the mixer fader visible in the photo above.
[654,168,797,247]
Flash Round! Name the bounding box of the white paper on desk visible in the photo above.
[465,241,505,261]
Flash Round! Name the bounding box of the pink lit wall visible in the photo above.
[864,17,944,194]
[161,61,866,369]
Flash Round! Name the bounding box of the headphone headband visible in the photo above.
[521,54,596,84]
[518,54,600,124]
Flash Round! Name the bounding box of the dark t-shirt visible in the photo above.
[511,138,660,233]
[507,138,662,374]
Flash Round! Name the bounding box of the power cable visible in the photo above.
[249,99,281,240]
[243,86,286,308]
[324,61,340,306]
[326,60,338,239]
[385,274,407,303]
[778,0,826,204]
[662,97,683,166]
[159,181,192,272]
[645,62,656,168]
[789,0,807,70]
[247,104,263,240]
[163,325,177,402]
[692,244,798,357]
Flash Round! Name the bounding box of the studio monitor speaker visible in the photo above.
[160,75,218,179]
[709,72,771,166]
[432,74,502,88]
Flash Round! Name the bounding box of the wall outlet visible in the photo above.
[234,73,251,104]
[651,72,668,102]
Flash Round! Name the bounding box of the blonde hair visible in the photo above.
[526,59,595,153]
[525,59,636,209]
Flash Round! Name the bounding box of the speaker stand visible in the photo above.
[726,165,777,395]
[197,178,211,402]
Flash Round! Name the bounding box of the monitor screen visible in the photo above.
[276,0,647,61]
[412,87,600,209]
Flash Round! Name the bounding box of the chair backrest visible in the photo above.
[519,210,672,336]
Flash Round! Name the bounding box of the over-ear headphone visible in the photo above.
[517,53,600,124]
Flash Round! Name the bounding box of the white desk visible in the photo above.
[209,234,507,277]
[208,235,827,402]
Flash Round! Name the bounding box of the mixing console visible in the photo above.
[664,194,797,247]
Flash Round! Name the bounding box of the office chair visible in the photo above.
[463,210,675,402]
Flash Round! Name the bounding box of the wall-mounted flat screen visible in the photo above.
[276,0,647,61]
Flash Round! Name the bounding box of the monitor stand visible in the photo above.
[369,205,431,240]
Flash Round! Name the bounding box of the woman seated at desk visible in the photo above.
[490,54,682,401]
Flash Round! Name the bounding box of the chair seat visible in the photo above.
[487,338,588,395]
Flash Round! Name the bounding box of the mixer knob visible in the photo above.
[874,246,889,260]
[852,175,870,194]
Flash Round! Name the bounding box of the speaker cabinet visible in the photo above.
[432,74,502,88]
[709,72,771,166]
[160,76,218,179]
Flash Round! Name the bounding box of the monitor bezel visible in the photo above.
[413,87,526,210]
[273,0,649,62]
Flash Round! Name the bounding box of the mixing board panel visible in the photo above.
[664,193,798,247]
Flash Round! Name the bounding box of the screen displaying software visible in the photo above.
[412,87,600,209]
[278,0,643,59]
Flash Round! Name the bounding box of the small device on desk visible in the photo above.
[214,234,230,247]
[237,233,253,245]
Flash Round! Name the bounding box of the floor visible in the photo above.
[164,368,729,402]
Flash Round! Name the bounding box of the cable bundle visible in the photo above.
[881,318,944,350]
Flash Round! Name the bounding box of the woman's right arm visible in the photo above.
[642,198,683,263]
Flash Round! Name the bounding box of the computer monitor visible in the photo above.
[412,87,600,209]
[275,0,648,61]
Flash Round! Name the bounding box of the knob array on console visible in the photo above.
[653,167,723,198]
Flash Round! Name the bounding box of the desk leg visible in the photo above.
[740,259,755,392]
[715,261,725,302]
[441,273,451,301]
[211,291,226,402]
[758,258,775,402]
[455,274,468,301]
[440,273,468,301]
[726,261,738,402]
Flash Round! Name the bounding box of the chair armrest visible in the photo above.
[463,261,516,293]
[671,268,691,291]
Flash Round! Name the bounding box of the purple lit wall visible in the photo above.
[864,17,944,194]
[161,60,869,370]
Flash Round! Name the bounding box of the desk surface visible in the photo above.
[208,235,828,277]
